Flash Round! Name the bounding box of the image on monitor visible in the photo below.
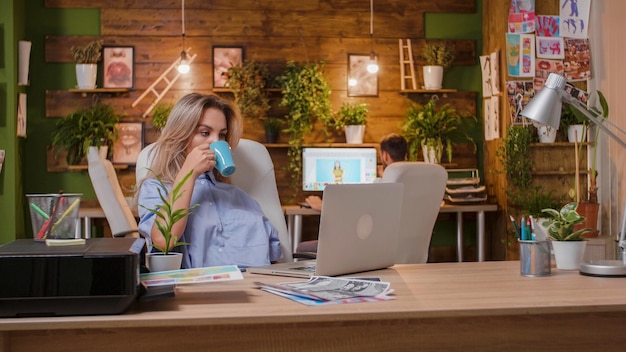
[302,147,377,191]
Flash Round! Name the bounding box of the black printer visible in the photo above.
[0,237,145,318]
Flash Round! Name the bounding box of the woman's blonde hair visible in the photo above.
[145,93,242,184]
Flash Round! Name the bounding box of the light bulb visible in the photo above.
[177,51,190,74]
[348,78,358,87]
[367,52,379,73]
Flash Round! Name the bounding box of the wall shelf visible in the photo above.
[68,88,130,97]
[400,89,457,94]
[264,143,378,148]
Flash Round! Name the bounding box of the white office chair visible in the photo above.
[135,139,293,262]
[382,162,447,264]
[87,146,139,238]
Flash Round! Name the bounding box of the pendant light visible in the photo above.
[177,0,190,74]
[366,0,379,74]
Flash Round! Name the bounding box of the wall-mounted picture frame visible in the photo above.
[213,46,244,88]
[103,46,135,89]
[347,53,378,97]
[113,122,143,165]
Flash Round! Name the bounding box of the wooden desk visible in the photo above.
[284,203,498,262]
[2,261,626,351]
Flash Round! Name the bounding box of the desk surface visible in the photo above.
[3,261,626,351]
[283,202,497,215]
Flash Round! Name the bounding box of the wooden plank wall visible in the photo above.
[44,0,477,204]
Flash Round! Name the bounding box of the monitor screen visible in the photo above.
[302,147,378,191]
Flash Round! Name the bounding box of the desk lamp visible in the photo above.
[521,72,626,276]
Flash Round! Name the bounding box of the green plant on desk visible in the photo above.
[541,202,592,241]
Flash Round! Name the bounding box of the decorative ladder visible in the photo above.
[398,39,417,90]
[131,47,198,118]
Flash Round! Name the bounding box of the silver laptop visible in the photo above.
[249,183,403,278]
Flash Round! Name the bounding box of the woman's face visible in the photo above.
[185,107,228,154]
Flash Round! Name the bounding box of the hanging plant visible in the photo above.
[277,61,333,196]
[227,60,271,120]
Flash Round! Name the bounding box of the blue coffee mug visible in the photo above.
[210,141,236,176]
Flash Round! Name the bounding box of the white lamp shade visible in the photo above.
[520,73,567,129]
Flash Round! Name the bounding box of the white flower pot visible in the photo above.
[75,63,97,89]
[344,125,365,144]
[551,241,586,270]
[146,252,183,272]
[567,125,585,143]
[423,65,444,90]
[537,125,557,143]
[422,140,443,164]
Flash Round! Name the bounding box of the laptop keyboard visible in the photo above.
[293,265,316,272]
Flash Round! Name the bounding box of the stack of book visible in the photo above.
[445,169,487,204]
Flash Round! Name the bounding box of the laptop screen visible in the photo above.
[302,147,378,191]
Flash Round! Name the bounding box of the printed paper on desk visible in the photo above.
[140,265,243,287]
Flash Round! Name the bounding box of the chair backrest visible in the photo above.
[382,162,447,264]
[230,139,292,262]
[134,139,293,262]
[87,146,139,237]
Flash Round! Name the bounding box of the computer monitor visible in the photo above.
[302,147,377,191]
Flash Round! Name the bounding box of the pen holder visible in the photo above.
[27,193,82,241]
[519,240,551,277]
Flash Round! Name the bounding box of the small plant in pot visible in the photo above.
[421,41,455,90]
[333,103,368,144]
[263,117,283,143]
[50,102,119,165]
[542,202,592,270]
[71,39,104,89]
[141,169,198,272]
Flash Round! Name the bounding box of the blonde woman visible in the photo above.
[137,93,281,268]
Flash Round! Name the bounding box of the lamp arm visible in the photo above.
[562,93,626,150]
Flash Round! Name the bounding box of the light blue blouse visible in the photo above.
[137,172,282,268]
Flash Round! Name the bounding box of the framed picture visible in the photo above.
[347,54,378,97]
[213,46,244,88]
[113,122,143,165]
[102,46,135,89]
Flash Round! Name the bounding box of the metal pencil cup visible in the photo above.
[27,193,82,241]
[519,240,551,277]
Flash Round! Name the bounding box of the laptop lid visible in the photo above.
[249,183,403,278]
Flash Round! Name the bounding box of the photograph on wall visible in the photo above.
[103,46,134,89]
[508,0,535,34]
[347,54,378,97]
[506,80,535,125]
[112,122,143,165]
[17,93,26,137]
[484,96,500,141]
[564,84,589,104]
[213,46,243,88]
[536,15,560,37]
[506,33,521,77]
[560,0,591,39]
[520,34,535,77]
[480,55,493,97]
[536,37,564,59]
[563,38,591,81]
[534,59,564,92]
[490,51,500,94]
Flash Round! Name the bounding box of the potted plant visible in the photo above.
[151,103,173,130]
[263,117,283,143]
[401,97,475,164]
[277,60,333,196]
[227,60,271,121]
[141,169,197,272]
[333,103,368,144]
[51,102,119,165]
[542,202,592,270]
[560,102,587,143]
[70,39,103,89]
[421,41,455,90]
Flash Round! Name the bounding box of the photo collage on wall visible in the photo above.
[504,0,592,125]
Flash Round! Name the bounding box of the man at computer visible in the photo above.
[305,133,407,211]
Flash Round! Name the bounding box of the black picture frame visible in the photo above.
[212,46,244,88]
[347,53,378,97]
[112,122,143,165]
[102,46,135,89]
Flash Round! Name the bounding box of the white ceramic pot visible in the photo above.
[423,65,443,90]
[537,125,557,143]
[422,140,443,164]
[551,240,587,270]
[75,63,97,89]
[567,125,585,143]
[344,125,365,144]
[146,252,183,272]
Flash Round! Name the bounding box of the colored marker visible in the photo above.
[30,203,50,220]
